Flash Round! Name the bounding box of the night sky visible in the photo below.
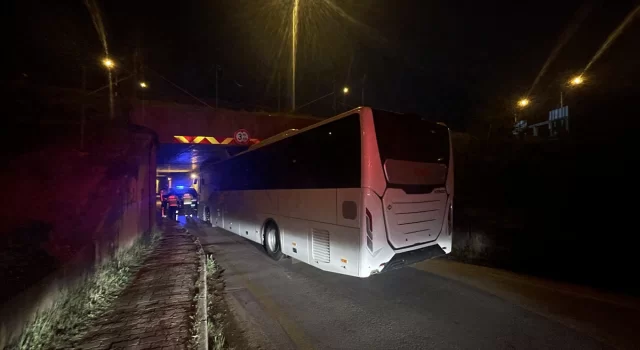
[7,0,640,128]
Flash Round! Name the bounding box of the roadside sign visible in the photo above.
[549,106,568,121]
[234,129,250,145]
[173,135,260,145]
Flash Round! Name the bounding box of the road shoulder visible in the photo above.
[187,220,303,350]
[414,258,640,349]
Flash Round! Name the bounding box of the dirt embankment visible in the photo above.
[451,134,634,294]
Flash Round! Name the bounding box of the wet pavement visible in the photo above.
[187,220,640,350]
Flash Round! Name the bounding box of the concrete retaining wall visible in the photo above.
[0,125,157,348]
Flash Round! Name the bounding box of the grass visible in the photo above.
[188,238,204,350]
[188,242,227,350]
[11,229,162,350]
[205,255,227,350]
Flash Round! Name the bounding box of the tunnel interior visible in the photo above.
[156,143,248,194]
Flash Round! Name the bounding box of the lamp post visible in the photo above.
[570,75,584,86]
[343,86,350,110]
[514,98,530,124]
[517,98,530,108]
[560,75,585,132]
[102,58,115,69]
[102,57,115,120]
[291,0,300,111]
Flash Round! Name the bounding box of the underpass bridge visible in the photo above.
[130,100,321,192]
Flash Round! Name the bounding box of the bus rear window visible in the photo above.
[372,110,450,165]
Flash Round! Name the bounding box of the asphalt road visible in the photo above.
[186,219,639,350]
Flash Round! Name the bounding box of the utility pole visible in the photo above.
[80,65,86,150]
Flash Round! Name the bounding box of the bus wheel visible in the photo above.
[264,221,283,261]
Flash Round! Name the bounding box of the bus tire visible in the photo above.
[263,221,283,261]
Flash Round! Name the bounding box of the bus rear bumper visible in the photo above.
[380,244,446,273]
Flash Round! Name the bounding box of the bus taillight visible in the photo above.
[366,208,374,252]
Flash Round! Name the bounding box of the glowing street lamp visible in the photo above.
[517,98,530,108]
[102,58,115,69]
[569,75,584,86]
[343,86,350,94]
[139,81,148,88]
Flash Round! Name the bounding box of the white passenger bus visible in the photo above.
[199,107,454,277]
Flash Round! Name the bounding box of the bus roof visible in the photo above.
[200,107,446,169]
[248,128,300,150]
[205,107,368,167]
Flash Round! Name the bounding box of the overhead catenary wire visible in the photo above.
[145,65,274,112]
[101,55,289,113]
[145,67,216,110]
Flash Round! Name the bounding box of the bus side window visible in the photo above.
[318,114,361,188]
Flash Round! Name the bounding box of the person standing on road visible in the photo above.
[167,192,179,221]
[160,188,168,217]
[182,192,193,217]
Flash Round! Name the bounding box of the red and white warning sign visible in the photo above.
[234,129,250,145]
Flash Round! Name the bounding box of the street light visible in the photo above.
[343,86,349,94]
[102,58,115,69]
[139,81,148,88]
[561,74,585,108]
[517,98,530,108]
[291,0,300,111]
[569,75,584,86]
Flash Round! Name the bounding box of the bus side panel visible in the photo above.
[275,215,360,277]
[336,188,361,229]
[205,190,223,228]
[278,189,337,224]
[218,191,228,231]
[313,220,360,276]
[261,188,361,276]
[222,191,242,235]
[233,191,259,242]
[276,215,310,264]
[276,189,336,265]
[226,191,254,240]
[240,190,260,242]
